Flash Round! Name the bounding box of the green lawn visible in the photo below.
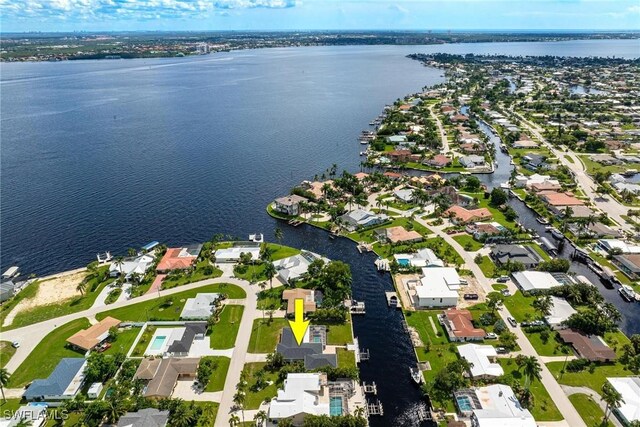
[7,268,112,329]
[202,356,231,392]
[265,243,301,261]
[104,288,122,305]
[526,243,551,261]
[337,348,356,368]
[323,317,354,345]
[524,330,568,357]
[102,326,140,356]
[547,356,633,393]
[498,358,563,421]
[131,325,157,357]
[257,287,285,311]
[492,284,508,291]
[452,234,484,251]
[248,318,288,353]
[96,283,245,322]
[477,256,497,278]
[234,262,268,282]
[244,362,279,409]
[8,318,90,387]
[0,341,16,368]
[569,393,613,427]
[502,291,538,323]
[160,263,223,289]
[209,305,244,349]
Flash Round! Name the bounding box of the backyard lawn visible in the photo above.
[96,283,245,322]
[248,319,288,353]
[257,287,285,311]
[323,317,354,345]
[202,356,231,392]
[547,360,633,393]
[569,393,613,427]
[131,325,157,357]
[102,326,141,356]
[243,362,280,409]
[0,341,16,368]
[476,256,497,278]
[265,243,301,261]
[337,348,356,368]
[209,305,244,349]
[160,262,223,289]
[502,291,538,323]
[452,234,483,251]
[499,358,563,421]
[8,318,90,387]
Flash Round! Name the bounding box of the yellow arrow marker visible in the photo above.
[288,298,310,346]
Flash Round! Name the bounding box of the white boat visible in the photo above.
[549,228,564,240]
[536,216,550,225]
[409,367,423,385]
[619,285,636,302]
[360,140,369,145]
[249,233,263,243]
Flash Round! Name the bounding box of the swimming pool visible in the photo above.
[456,395,473,412]
[397,258,410,267]
[150,336,167,351]
[330,397,343,416]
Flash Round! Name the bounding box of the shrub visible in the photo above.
[566,358,590,373]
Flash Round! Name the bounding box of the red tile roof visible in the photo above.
[444,309,486,339]
[156,248,198,272]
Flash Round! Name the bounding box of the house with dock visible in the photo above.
[268,373,331,425]
[273,194,308,216]
[276,327,337,370]
[156,245,202,273]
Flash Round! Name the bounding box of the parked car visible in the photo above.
[11,341,19,348]
[507,316,517,327]
[501,289,511,297]
[463,293,479,300]
[522,320,545,327]
[496,347,509,354]
[485,332,498,340]
[497,276,510,283]
[459,279,468,285]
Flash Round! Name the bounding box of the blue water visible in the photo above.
[330,396,343,416]
[456,395,473,412]
[398,258,410,266]
[150,336,167,351]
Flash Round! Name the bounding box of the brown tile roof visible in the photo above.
[282,288,316,315]
[427,155,452,167]
[539,191,585,206]
[66,316,121,351]
[156,248,198,272]
[380,226,423,244]
[444,206,492,224]
[444,309,486,339]
[558,329,617,362]
[139,358,200,398]
[135,358,162,380]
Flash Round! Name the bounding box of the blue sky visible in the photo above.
[1,0,639,32]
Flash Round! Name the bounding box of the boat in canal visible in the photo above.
[619,285,637,302]
[409,366,423,385]
[536,216,550,225]
[550,228,564,240]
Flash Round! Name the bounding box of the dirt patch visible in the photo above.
[394,273,420,310]
[456,275,487,309]
[11,269,87,315]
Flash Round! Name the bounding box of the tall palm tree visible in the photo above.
[274,228,284,244]
[601,382,624,424]
[253,410,268,427]
[519,356,542,389]
[263,262,277,289]
[354,406,366,419]
[228,413,240,427]
[0,368,10,402]
[76,280,87,296]
[532,295,552,317]
[114,256,125,276]
[233,391,246,424]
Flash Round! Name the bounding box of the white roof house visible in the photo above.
[214,245,261,263]
[273,251,326,284]
[597,239,640,254]
[415,267,460,308]
[180,293,221,319]
[472,384,536,427]
[458,344,504,378]
[338,209,389,231]
[393,188,414,203]
[393,248,444,268]
[607,377,640,425]
[109,254,155,279]
[545,296,577,329]
[512,271,563,292]
[268,373,330,423]
[421,267,462,289]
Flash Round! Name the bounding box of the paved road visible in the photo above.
[416,217,586,427]
[429,103,450,154]
[513,111,632,233]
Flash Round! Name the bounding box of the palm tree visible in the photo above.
[274,228,284,244]
[114,256,125,276]
[253,410,267,427]
[0,368,9,402]
[228,413,240,427]
[264,262,277,289]
[354,406,366,419]
[76,280,87,296]
[233,391,246,424]
[602,382,624,424]
[519,356,542,389]
[532,295,552,317]
[562,206,573,232]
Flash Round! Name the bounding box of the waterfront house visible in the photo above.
[513,138,539,149]
[276,327,337,369]
[179,293,221,320]
[387,150,412,162]
[459,142,486,154]
[274,251,325,284]
[374,226,423,245]
[550,204,596,218]
[469,384,536,427]
[134,357,200,399]
[156,245,202,273]
[415,267,461,308]
[109,253,155,280]
[393,248,444,268]
[300,180,334,200]
[538,191,584,207]
[282,288,318,315]
[529,180,563,192]
[383,172,403,180]
[439,309,486,342]
[23,358,87,403]
[490,244,542,269]
[457,344,504,379]
[522,153,548,171]
[214,243,261,263]
[613,254,640,279]
[465,222,504,240]
[557,329,616,362]
[66,316,121,352]
[338,209,389,231]
[0,280,17,303]
[459,155,485,168]
[117,409,170,427]
[450,114,469,123]
[596,239,640,255]
[545,296,577,329]
[386,135,408,145]
[444,206,492,225]
[268,373,330,425]
[273,194,308,216]
[512,271,564,293]
[424,154,452,169]
[605,377,640,426]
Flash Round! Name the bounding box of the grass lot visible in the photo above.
[499,358,563,421]
[547,360,632,394]
[161,262,223,289]
[131,325,156,357]
[0,341,16,368]
[103,327,140,356]
[8,318,89,387]
[96,283,245,322]
[524,330,568,357]
[234,262,268,282]
[569,393,613,427]
[492,284,508,291]
[337,348,356,368]
[477,256,497,278]
[257,287,285,311]
[6,267,112,329]
[244,362,279,409]
[209,305,244,349]
[452,234,483,251]
[578,155,627,176]
[347,217,432,245]
[248,318,288,353]
[322,317,354,345]
[202,356,231,392]
[265,243,301,261]
[502,291,538,323]
[463,193,517,230]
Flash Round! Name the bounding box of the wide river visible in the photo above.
[1,39,639,426]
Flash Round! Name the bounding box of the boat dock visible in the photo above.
[385,291,400,308]
[357,242,373,253]
[359,348,370,362]
[96,252,112,264]
[367,400,384,416]
[1,266,20,279]
[288,219,304,226]
[375,258,390,271]
[345,299,366,314]
[362,382,377,395]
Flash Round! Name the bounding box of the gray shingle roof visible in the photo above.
[23,358,86,399]
[167,322,207,355]
[276,328,337,370]
[117,408,170,427]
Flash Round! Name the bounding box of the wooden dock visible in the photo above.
[356,242,373,253]
[288,219,304,226]
[359,348,370,361]
[385,291,399,308]
[362,382,377,395]
[367,400,384,416]
[345,299,366,314]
